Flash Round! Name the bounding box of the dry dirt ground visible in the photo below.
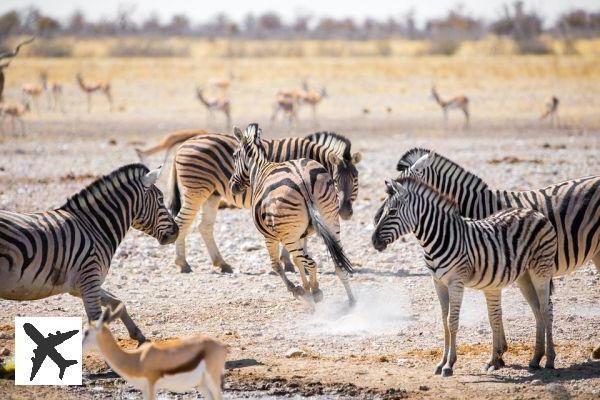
[1,57,600,399]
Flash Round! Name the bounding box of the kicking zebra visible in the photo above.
[372,178,557,376]
[0,164,178,343]
[391,148,600,359]
[229,123,355,306]
[169,130,361,273]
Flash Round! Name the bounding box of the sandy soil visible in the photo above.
[1,57,600,399]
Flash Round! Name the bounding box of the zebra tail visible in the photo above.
[308,204,354,274]
[168,157,182,217]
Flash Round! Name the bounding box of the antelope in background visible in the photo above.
[0,37,34,103]
[540,96,559,127]
[40,71,65,113]
[195,87,231,128]
[431,86,470,129]
[208,73,234,97]
[84,305,226,400]
[76,73,113,112]
[299,87,328,124]
[21,81,43,115]
[270,92,298,126]
[0,100,30,136]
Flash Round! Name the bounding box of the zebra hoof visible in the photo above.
[528,361,541,370]
[179,264,192,273]
[434,364,443,375]
[291,286,306,299]
[441,367,453,377]
[220,264,233,274]
[312,289,324,303]
[592,346,600,360]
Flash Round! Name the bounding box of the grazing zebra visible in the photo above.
[229,123,355,305]
[372,178,557,376]
[0,164,178,343]
[169,130,361,273]
[392,148,600,359]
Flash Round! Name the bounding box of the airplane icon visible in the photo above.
[23,323,79,381]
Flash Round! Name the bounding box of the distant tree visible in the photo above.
[68,10,86,35]
[142,13,162,34]
[490,1,542,39]
[169,14,190,35]
[0,11,20,38]
[36,16,61,37]
[258,12,282,32]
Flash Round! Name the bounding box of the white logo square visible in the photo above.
[15,317,82,385]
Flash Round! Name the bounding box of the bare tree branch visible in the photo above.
[0,36,35,61]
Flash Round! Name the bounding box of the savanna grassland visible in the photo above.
[1,43,600,399]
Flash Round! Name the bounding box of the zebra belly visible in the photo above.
[0,259,72,300]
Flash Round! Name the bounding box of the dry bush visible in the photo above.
[27,40,73,57]
[108,40,190,57]
[420,38,461,55]
[516,38,552,55]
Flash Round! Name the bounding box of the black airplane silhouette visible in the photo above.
[23,323,78,381]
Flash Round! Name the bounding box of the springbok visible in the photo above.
[430,86,469,129]
[84,305,226,400]
[195,87,231,128]
[0,37,34,102]
[299,87,327,123]
[40,71,65,112]
[540,96,559,127]
[270,93,298,126]
[21,82,43,114]
[76,73,113,113]
[0,101,30,136]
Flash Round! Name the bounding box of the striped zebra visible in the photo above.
[229,123,355,306]
[169,130,361,273]
[372,178,557,376]
[0,164,178,343]
[392,147,600,359]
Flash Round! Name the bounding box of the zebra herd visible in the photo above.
[1,123,600,378]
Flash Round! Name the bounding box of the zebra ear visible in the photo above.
[142,166,161,187]
[233,126,243,142]
[386,179,408,197]
[351,152,362,164]
[411,152,434,174]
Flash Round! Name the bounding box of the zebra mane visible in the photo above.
[305,131,352,160]
[61,163,149,210]
[396,176,460,212]
[396,147,489,188]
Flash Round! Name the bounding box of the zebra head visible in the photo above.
[396,148,436,180]
[132,167,179,245]
[327,151,362,220]
[372,179,415,251]
[230,123,265,195]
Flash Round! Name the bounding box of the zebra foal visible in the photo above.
[372,178,557,376]
[0,164,178,343]
[229,123,355,305]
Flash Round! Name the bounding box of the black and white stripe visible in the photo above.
[0,164,178,343]
[229,123,355,306]
[169,130,361,273]
[372,177,556,376]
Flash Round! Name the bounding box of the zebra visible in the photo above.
[0,164,178,343]
[169,130,362,274]
[372,177,557,376]
[391,147,600,359]
[229,123,355,306]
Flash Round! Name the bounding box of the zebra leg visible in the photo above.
[335,265,356,307]
[516,273,545,369]
[266,239,303,298]
[433,278,450,375]
[199,195,233,273]
[286,241,318,304]
[174,191,206,273]
[592,254,600,359]
[483,289,506,372]
[530,275,556,369]
[442,280,464,377]
[100,289,147,344]
[279,247,296,273]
